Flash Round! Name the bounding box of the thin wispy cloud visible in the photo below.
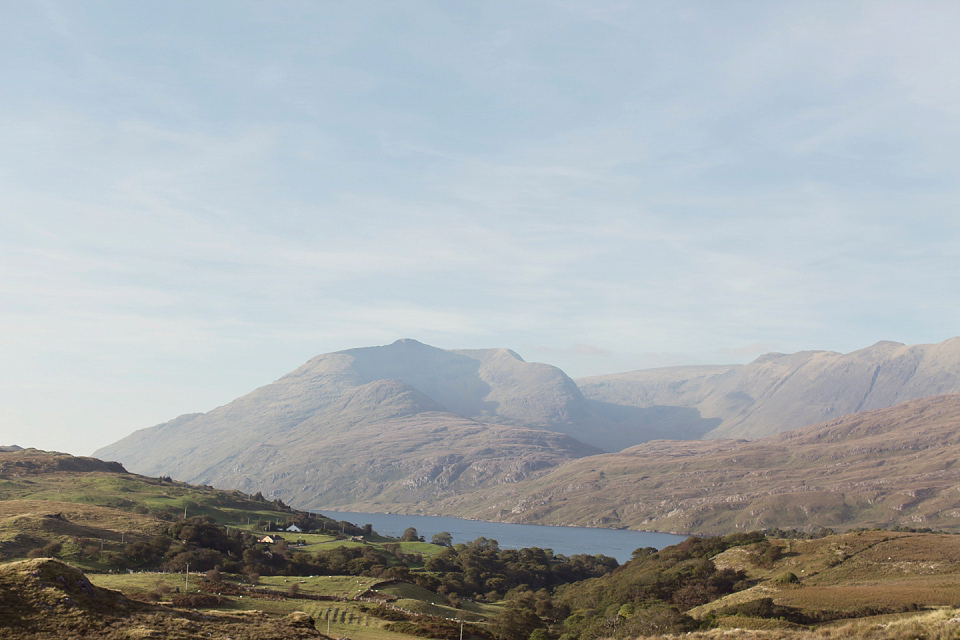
[1,1,958,454]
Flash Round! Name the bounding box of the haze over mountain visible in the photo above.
[94,339,631,510]
[95,336,960,522]
[97,340,715,496]
[578,337,960,440]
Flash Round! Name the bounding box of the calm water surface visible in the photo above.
[318,510,687,563]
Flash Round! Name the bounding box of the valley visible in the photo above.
[7,447,960,639]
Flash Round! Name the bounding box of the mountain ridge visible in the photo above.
[577,336,960,440]
[94,341,611,510]
[94,336,960,526]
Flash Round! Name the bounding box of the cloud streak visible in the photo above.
[1,1,958,453]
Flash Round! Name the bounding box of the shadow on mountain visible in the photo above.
[346,339,499,418]
[587,400,721,444]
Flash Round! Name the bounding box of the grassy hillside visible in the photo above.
[427,394,960,534]
[0,447,355,570]
[11,448,960,639]
[0,448,613,639]
[554,529,960,639]
[0,557,325,639]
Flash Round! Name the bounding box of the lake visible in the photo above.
[318,510,688,563]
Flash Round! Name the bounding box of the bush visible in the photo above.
[171,593,227,608]
[772,571,800,584]
[619,605,698,637]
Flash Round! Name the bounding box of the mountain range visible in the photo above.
[580,337,960,439]
[94,336,960,530]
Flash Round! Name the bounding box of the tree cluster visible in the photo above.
[411,537,618,603]
[554,532,763,639]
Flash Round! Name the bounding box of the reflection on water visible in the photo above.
[317,510,688,563]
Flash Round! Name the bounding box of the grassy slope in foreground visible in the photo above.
[0,448,347,567]
[428,394,960,534]
[684,529,960,638]
[0,557,324,639]
[591,529,960,639]
[0,449,490,639]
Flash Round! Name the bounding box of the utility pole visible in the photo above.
[183,505,188,520]
[185,563,189,592]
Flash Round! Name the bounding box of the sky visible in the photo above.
[2,1,959,456]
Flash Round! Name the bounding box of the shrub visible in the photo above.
[171,593,227,608]
[772,571,800,584]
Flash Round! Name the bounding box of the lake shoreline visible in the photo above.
[311,509,689,563]
[314,507,691,537]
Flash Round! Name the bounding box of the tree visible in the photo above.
[401,527,419,542]
[489,604,544,640]
[431,531,453,547]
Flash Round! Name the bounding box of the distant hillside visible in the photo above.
[95,339,721,510]
[94,376,601,511]
[95,336,960,517]
[578,336,960,440]
[427,394,960,534]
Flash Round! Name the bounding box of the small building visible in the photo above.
[258,535,284,544]
[285,524,302,533]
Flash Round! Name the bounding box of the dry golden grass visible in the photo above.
[690,529,960,637]
[0,500,162,535]
[625,607,960,639]
[0,558,324,639]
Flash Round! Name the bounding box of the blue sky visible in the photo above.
[2,1,959,455]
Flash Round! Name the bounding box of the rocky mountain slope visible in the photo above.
[578,336,960,440]
[95,340,628,509]
[424,393,960,534]
[95,336,960,519]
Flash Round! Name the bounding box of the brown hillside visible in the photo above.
[0,449,126,475]
[428,394,960,534]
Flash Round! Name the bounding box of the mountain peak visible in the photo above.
[390,338,429,348]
